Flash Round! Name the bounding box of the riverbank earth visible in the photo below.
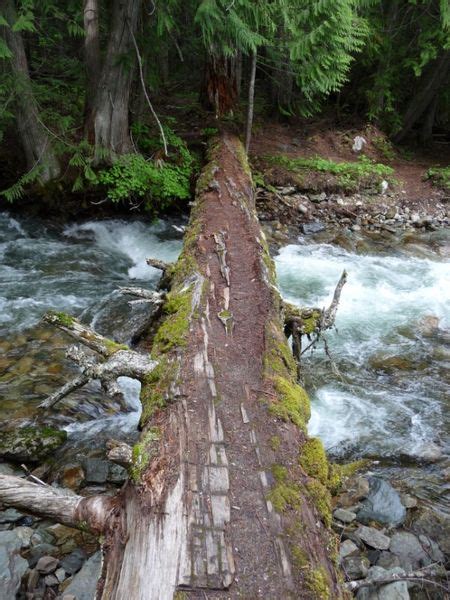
[0,128,449,599]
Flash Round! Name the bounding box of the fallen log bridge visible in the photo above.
[0,134,345,599]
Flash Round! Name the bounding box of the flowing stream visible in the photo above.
[0,211,448,513]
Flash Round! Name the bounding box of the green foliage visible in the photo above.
[98,131,196,209]
[268,153,394,192]
[425,166,450,190]
[1,164,43,202]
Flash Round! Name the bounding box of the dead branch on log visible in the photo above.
[0,474,117,533]
[119,286,165,302]
[346,564,449,593]
[39,313,157,409]
[283,270,347,376]
[146,257,172,272]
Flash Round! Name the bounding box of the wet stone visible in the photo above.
[44,574,59,586]
[63,551,102,600]
[0,530,29,599]
[28,544,59,568]
[14,526,34,548]
[356,566,410,600]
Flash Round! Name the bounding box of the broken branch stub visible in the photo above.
[39,312,158,409]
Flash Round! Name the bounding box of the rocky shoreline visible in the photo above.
[331,468,450,599]
[257,185,449,240]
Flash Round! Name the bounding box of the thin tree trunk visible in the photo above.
[83,0,101,139]
[90,0,143,160]
[394,51,450,143]
[0,135,342,599]
[245,51,257,154]
[1,0,60,183]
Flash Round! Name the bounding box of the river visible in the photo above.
[0,211,448,514]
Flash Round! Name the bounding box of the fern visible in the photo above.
[1,164,43,202]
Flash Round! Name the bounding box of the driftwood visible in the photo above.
[346,564,449,593]
[283,270,347,374]
[39,312,157,409]
[0,135,343,599]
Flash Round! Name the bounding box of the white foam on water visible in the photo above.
[64,219,182,280]
[275,242,450,458]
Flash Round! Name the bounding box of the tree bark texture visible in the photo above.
[0,134,342,599]
[201,53,239,117]
[83,0,101,133]
[89,0,142,159]
[1,0,60,183]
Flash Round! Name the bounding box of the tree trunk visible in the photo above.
[245,51,257,153]
[1,0,60,183]
[83,0,101,138]
[201,52,239,117]
[0,134,342,599]
[89,0,142,160]
[393,50,450,143]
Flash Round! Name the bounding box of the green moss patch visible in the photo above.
[305,566,331,600]
[130,427,160,482]
[153,289,193,354]
[267,465,301,513]
[299,438,329,486]
[140,357,178,426]
[269,376,311,430]
[305,479,332,528]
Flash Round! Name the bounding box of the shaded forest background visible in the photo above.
[0,0,449,210]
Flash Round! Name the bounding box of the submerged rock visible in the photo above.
[357,477,406,527]
[0,426,66,462]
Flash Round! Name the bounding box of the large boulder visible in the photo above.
[0,426,66,463]
[357,477,406,527]
[0,530,29,600]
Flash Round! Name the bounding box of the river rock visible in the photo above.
[61,548,87,575]
[0,508,23,524]
[36,555,59,574]
[355,526,390,550]
[340,539,359,560]
[411,507,450,555]
[342,555,370,579]
[302,221,326,234]
[356,566,409,600]
[83,458,109,484]
[389,532,444,572]
[0,530,29,600]
[27,543,59,567]
[334,508,357,523]
[0,426,67,462]
[376,551,400,570]
[14,526,34,548]
[357,477,406,526]
[61,464,85,490]
[63,551,102,600]
[107,462,128,484]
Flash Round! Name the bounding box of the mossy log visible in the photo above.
[0,134,344,600]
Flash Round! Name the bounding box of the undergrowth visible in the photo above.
[425,166,450,190]
[266,153,395,193]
